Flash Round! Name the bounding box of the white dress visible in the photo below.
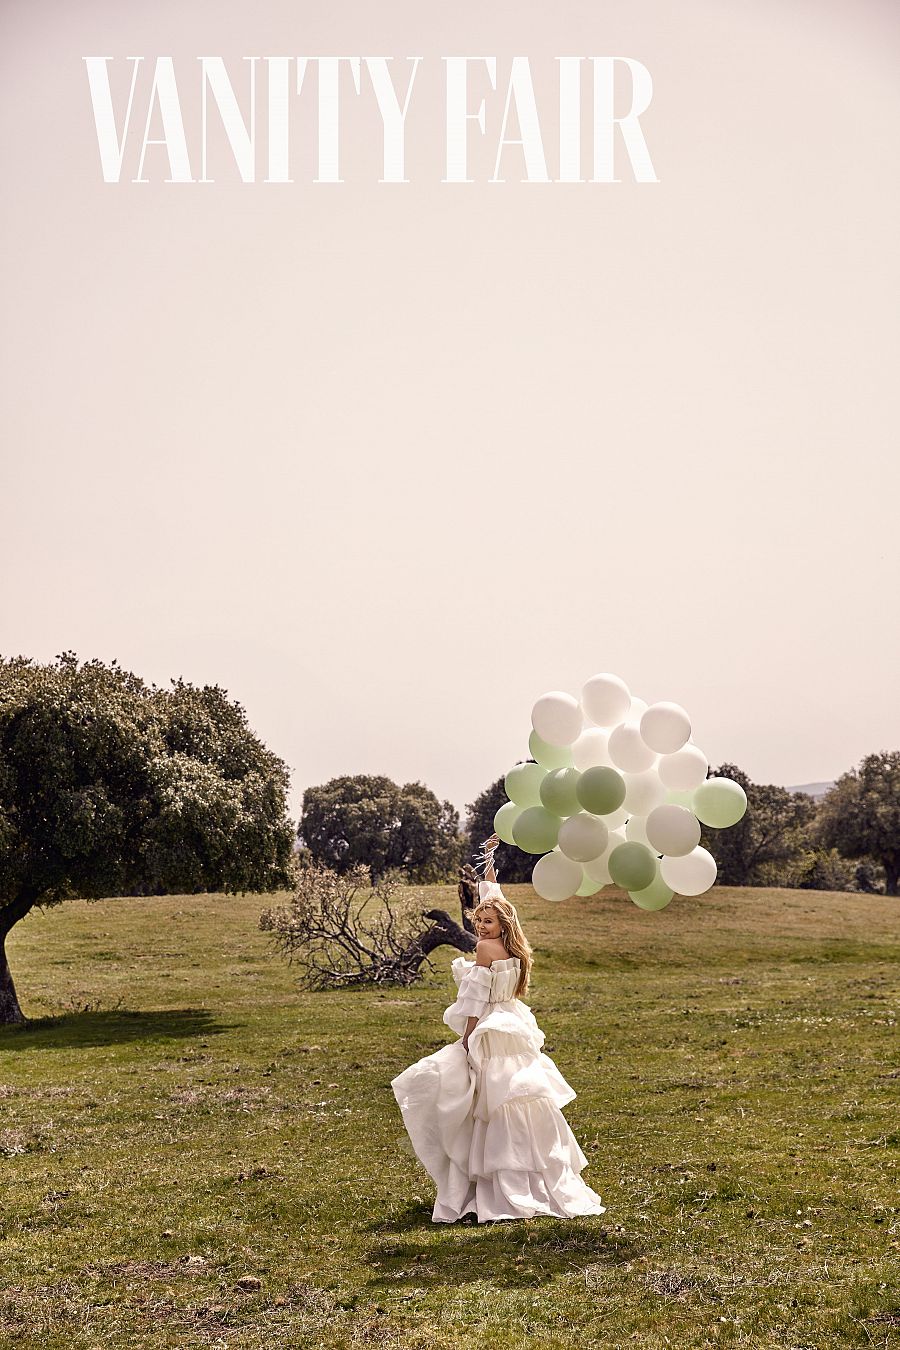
[391,947,607,1223]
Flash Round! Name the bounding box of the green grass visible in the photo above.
[1,883,898,1348]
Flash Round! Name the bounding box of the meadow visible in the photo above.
[0,882,897,1349]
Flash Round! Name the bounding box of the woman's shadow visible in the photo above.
[364,1200,642,1290]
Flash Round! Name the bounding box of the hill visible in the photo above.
[787,780,834,799]
[1,884,897,1348]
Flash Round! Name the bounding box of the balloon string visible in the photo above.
[472,838,500,881]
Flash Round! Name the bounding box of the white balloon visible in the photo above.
[581,673,631,727]
[660,846,717,897]
[531,691,583,747]
[532,849,583,902]
[608,722,657,774]
[602,806,629,830]
[583,828,626,882]
[640,702,692,754]
[646,804,701,857]
[628,697,649,722]
[625,815,657,852]
[622,769,667,816]
[583,854,612,885]
[572,727,611,771]
[658,743,709,790]
[558,812,609,863]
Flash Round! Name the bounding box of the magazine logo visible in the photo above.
[83,56,658,184]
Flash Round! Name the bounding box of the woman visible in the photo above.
[390,834,606,1223]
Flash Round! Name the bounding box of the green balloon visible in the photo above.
[608,842,657,892]
[665,788,695,809]
[576,766,626,816]
[539,767,582,817]
[512,806,562,855]
[505,761,546,808]
[693,777,748,829]
[629,872,675,910]
[529,730,574,771]
[577,872,604,896]
[494,800,523,845]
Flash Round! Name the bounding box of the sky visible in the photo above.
[1,0,898,826]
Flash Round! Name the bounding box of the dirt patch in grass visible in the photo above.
[641,1266,702,1300]
[0,1084,77,1102]
[0,1122,61,1157]
[167,1084,275,1112]
[0,1270,355,1346]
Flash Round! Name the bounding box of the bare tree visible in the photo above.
[259,861,477,990]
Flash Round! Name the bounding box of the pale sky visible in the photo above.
[2,1,898,824]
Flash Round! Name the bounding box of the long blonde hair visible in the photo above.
[468,894,533,999]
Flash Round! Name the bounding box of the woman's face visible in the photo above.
[475,906,502,940]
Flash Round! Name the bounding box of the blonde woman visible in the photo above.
[391,833,605,1223]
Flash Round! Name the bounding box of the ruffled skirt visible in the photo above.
[390,1001,606,1223]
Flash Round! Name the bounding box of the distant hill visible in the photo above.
[788,781,834,801]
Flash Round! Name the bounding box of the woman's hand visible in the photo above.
[483,833,500,851]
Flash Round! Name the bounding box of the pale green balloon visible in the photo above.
[539,767,582,817]
[693,777,748,829]
[577,871,604,896]
[512,806,562,855]
[576,765,626,816]
[608,842,657,892]
[665,788,696,809]
[628,873,675,910]
[505,761,546,808]
[494,800,523,845]
[529,729,574,771]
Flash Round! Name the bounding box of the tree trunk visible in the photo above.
[0,932,25,1025]
[457,865,478,936]
[419,909,477,957]
[381,908,476,985]
[884,860,899,897]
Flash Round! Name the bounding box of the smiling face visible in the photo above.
[474,906,503,940]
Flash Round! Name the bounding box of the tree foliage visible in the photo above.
[463,774,534,883]
[792,848,859,892]
[816,752,900,896]
[0,652,295,1022]
[698,763,817,887]
[298,774,462,883]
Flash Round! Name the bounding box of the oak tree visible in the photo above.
[0,653,294,1023]
[298,775,462,883]
[817,752,900,896]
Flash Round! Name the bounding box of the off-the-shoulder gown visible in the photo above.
[390,948,606,1223]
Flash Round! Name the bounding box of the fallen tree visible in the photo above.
[259,862,480,989]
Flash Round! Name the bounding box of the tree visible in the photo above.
[792,848,858,892]
[817,752,900,896]
[0,653,295,1024]
[298,775,463,883]
[464,775,535,883]
[699,763,816,887]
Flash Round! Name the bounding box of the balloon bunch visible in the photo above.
[494,673,748,910]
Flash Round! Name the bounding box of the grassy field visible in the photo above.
[0,882,898,1349]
